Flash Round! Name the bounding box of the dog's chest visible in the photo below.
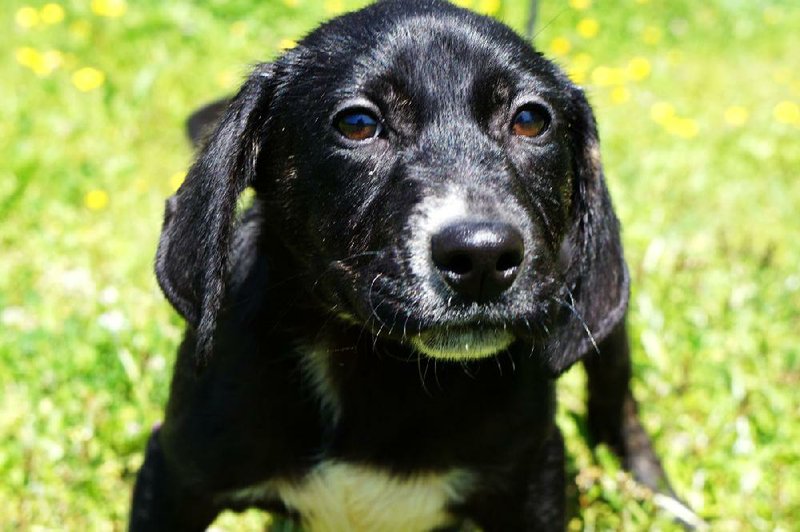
[233,461,474,532]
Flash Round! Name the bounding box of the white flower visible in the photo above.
[99,286,120,305]
[98,310,127,333]
[146,355,166,373]
[58,267,95,294]
[1,306,34,330]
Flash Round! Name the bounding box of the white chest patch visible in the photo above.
[235,462,474,532]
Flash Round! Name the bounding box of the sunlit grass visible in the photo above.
[1,0,798,529]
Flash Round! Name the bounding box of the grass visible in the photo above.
[1,0,798,529]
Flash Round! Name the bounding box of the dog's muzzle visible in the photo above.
[406,220,523,360]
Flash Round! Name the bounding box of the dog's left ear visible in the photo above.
[544,85,630,376]
[186,97,232,149]
[155,63,274,370]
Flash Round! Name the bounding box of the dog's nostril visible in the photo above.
[440,252,473,275]
[496,249,523,272]
[430,221,524,302]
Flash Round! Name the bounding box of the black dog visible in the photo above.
[130,1,677,529]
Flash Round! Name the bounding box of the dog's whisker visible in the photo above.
[373,320,385,352]
[416,343,432,398]
[460,361,476,380]
[506,350,516,373]
[552,291,600,355]
[365,274,392,337]
[333,250,382,264]
[402,313,411,343]
[387,306,401,338]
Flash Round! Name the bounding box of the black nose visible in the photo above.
[431,221,524,302]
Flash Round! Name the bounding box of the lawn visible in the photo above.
[1,0,798,529]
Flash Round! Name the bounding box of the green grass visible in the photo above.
[1,0,798,529]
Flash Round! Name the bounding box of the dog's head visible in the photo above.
[156,0,628,374]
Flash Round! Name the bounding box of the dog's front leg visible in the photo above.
[582,320,675,497]
[461,427,566,532]
[129,425,219,532]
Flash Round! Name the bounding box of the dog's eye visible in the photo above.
[335,109,381,141]
[511,105,550,137]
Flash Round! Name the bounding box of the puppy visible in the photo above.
[130,1,677,530]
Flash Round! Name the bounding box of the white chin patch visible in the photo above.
[410,328,515,360]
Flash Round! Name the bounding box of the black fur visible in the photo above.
[131,1,675,529]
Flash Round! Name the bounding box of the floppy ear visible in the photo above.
[186,97,232,149]
[155,63,273,370]
[544,85,630,376]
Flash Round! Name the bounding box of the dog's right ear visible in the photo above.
[156,63,274,370]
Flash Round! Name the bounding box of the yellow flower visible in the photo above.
[641,25,662,45]
[16,47,43,71]
[323,0,344,15]
[15,47,61,76]
[549,37,571,57]
[577,18,599,39]
[723,106,749,127]
[72,67,105,91]
[476,0,501,16]
[41,3,65,25]
[626,57,651,81]
[169,171,186,192]
[773,101,800,125]
[85,189,109,210]
[650,101,675,124]
[590,66,624,87]
[610,86,630,105]
[664,116,699,139]
[278,38,298,51]
[282,0,300,7]
[569,0,591,10]
[16,6,40,28]
[91,0,127,18]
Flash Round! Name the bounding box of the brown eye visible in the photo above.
[511,105,550,137]
[335,109,381,141]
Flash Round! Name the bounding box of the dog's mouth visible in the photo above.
[409,326,515,360]
[319,251,558,360]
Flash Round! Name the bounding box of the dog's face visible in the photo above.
[157,0,629,373]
